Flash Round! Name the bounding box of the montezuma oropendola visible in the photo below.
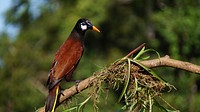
[45,18,100,112]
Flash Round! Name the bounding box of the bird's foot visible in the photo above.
[59,87,65,96]
[75,80,81,93]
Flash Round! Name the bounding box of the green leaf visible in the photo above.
[131,59,166,83]
[63,97,91,112]
[118,59,131,102]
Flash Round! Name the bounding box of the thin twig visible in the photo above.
[124,43,146,59]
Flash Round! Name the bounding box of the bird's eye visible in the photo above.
[81,22,85,25]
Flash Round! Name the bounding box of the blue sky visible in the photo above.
[0,0,45,38]
[0,0,19,38]
[0,0,12,33]
[0,0,12,66]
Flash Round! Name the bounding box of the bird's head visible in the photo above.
[76,18,100,33]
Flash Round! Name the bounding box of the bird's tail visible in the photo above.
[45,84,60,112]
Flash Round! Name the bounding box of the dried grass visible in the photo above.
[89,57,176,111]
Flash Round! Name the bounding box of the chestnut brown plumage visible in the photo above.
[45,18,100,112]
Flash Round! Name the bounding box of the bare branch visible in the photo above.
[141,55,200,74]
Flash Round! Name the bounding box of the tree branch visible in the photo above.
[37,55,200,112]
[140,55,200,74]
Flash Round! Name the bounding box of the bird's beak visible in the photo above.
[92,26,100,32]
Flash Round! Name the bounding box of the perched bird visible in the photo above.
[45,18,100,112]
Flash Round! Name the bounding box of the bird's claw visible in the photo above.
[75,80,81,93]
[59,87,65,96]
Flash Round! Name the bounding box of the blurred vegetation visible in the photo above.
[0,0,200,111]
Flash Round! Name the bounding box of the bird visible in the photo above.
[45,18,100,112]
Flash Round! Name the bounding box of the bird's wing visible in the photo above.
[47,38,83,89]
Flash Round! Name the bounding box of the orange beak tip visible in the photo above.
[92,26,100,33]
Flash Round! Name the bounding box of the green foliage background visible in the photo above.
[0,0,200,111]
